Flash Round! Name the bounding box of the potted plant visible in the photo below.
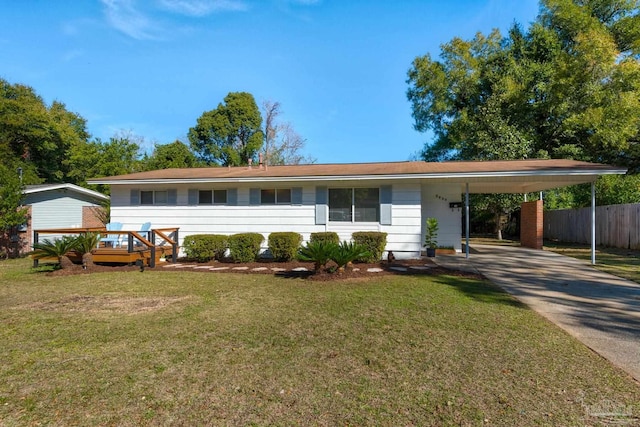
[424,217,439,257]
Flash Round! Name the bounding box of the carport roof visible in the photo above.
[88,159,626,193]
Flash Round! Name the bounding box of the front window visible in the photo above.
[355,188,379,222]
[261,189,291,204]
[199,190,227,204]
[329,188,352,221]
[140,190,154,205]
[154,190,168,205]
[140,190,168,205]
[213,190,227,204]
[198,190,212,204]
[329,188,379,222]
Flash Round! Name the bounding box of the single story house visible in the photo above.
[13,183,109,254]
[88,159,626,259]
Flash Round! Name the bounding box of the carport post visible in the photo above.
[591,181,596,265]
[465,183,470,259]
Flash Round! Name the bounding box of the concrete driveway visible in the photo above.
[434,244,640,382]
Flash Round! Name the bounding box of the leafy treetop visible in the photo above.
[188,92,264,166]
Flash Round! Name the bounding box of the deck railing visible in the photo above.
[32,227,180,268]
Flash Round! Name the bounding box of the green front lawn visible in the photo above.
[1,258,638,426]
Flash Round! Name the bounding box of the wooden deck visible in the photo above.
[33,227,180,268]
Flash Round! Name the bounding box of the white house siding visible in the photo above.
[27,190,102,242]
[110,181,423,259]
[421,183,463,252]
[379,183,423,258]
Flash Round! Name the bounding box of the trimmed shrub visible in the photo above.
[182,234,228,262]
[352,231,387,262]
[268,232,303,261]
[228,233,264,263]
[309,231,339,245]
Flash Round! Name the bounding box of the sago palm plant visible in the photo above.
[332,241,371,271]
[74,232,101,268]
[32,236,78,269]
[298,241,337,273]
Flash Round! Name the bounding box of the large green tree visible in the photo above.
[0,79,91,183]
[408,1,640,167]
[0,163,28,257]
[143,140,202,171]
[407,0,640,210]
[66,134,143,194]
[189,92,264,166]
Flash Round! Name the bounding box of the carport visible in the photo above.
[425,160,627,264]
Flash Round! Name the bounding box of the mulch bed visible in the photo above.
[45,257,483,281]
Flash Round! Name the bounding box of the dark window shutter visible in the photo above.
[380,185,392,225]
[227,188,238,205]
[250,188,260,205]
[315,186,327,225]
[292,187,303,205]
[130,189,140,206]
[188,189,198,205]
[168,189,178,205]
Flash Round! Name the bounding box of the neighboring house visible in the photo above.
[88,159,625,259]
[16,184,109,253]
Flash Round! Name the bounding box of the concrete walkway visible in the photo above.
[433,244,640,382]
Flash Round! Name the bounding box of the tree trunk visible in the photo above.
[82,252,94,270]
[59,255,75,270]
[495,210,503,240]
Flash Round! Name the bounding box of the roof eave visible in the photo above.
[88,167,627,185]
[24,183,110,201]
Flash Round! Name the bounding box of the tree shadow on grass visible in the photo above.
[434,273,528,308]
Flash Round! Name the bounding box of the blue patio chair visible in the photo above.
[100,222,123,248]
[139,222,151,239]
[134,222,152,246]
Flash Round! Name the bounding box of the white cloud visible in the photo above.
[61,22,80,36]
[60,18,98,37]
[100,0,160,40]
[273,0,320,21]
[61,49,84,62]
[157,0,248,16]
[99,0,313,41]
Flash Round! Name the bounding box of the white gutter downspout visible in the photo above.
[465,183,470,259]
[591,181,596,265]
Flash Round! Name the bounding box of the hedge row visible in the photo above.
[182,231,388,263]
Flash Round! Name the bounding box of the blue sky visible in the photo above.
[1,0,539,164]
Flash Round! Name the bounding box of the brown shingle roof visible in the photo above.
[88,159,625,183]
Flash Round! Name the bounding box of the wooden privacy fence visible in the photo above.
[544,203,640,249]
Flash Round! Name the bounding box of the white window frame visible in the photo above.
[328,187,380,223]
[140,190,168,205]
[198,189,227,205]
[261,188,292,205]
